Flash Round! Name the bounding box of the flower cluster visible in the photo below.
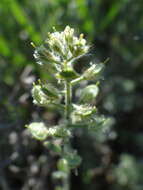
[34,26,89,70]
[26,25,108,143]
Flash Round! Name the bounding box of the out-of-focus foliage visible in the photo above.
[0,0,143,189]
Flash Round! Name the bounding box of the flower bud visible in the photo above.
[47,32,65,56]
[64,26,74,44]
[34,46,61,65]
[33,26,90,70]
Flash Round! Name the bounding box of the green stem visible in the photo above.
[65,81,71,120]
[63,141,70,190]
[71,76,84,85]
[62,81,72,190]
[63,175,70,190]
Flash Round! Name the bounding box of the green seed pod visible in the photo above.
[57,158,69,173]
[47,126,71,138]
[79,84,99,103]
[44,141,62,154]
[64,152,82,169]
[83,63,104,80]
[31,84,51,106]
[41,83,60,99]
[26,122,48,141]
[71,104,97,124]
[31,83,60,107]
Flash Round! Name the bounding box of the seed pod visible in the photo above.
[47,126,71,138]
[71,104,97,124]
[31,83,61,107]
[41,83,60,99]
[83,63,104,80]
[31,84,51,106]
[26,122,48,141]
[64,152,82,169]
[79,84,99,103]
[57,158,69,173]
[44,141,62,153]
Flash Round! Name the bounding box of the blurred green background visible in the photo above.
[0,0,143,189]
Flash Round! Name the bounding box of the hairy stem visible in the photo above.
[62,81,72,190]
[65,81,71,120]
[71,76,84,85]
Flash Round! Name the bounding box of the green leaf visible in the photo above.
[57,69,79,81]
[0,37,10,56]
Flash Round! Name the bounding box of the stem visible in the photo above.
[65,81,71,120]
[63,141,70,190]
[71,76,84,85]
[62,81,72,190]
[62,141,71,190]
[63,175,70,190]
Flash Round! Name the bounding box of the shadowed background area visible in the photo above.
[0,0,143,189]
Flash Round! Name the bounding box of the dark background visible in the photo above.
[0,0,143,189]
